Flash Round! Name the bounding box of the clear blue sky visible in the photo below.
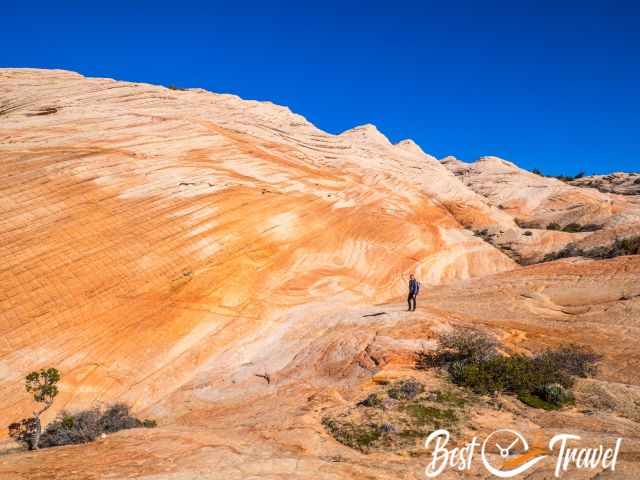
[3,1,639,175]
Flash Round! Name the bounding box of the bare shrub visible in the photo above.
[543,236,640,262]
[417,328,497,369]
[15,403,156,450]
[8,418,38,450]
[97,403,143,433]
[536,344,601,378]
[387,379,424,400]
[437,328,498,364]
[39,409,100,448]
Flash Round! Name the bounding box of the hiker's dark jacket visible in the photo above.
[409,278,419,295]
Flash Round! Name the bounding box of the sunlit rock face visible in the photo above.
[0,69,514,425]
[442,155,640,262]
[1,70,639,479]
[442,155,640,228]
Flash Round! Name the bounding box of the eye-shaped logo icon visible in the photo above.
[481,429,547,478]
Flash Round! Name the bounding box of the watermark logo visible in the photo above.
[481,429,547,478]
[424,428,622,478]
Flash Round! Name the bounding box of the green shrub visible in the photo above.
[8,368,61,450]
[547,222,561,230]
[473,229,491,240]
[578,223,603,232]
[402,404,457,427]
[538,383,573,406]
[449,354,572,396]
[529,169,586,182]
[563,223,582,233]
[617,236,640,255]
[61,415,74,429]
[515,219,543,229]
[561,223,602,233]
[357,393,383,408]
[323,378,471,454]
[544,243,577,261]
[449,361,499,394]
[321,418,381,453]
[517,392,559,411]
[424,328,599,410]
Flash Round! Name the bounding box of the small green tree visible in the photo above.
[8,368,61,450]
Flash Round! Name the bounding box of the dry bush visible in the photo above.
[420,328,498,367]
[27,403,156,449]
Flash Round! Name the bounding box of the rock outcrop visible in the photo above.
[442,155,640,262]
[570,172,640,195]
[0,68,514,428]
[442,156,640,227]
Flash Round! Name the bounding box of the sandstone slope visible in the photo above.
[2,257,639,479]
[0,68,514,429]
[443,155,640,262]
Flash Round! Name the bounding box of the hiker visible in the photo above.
[408,274,419,311]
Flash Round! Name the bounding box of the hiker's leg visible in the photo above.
[412,296,417,311]
[407,293,412,311]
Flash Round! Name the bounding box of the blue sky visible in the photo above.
[3,1,639,174]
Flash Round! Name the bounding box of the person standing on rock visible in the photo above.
[407,274,420,311]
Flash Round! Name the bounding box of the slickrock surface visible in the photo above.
[0,68,517,422]
[570,172,640,196]
[1,69,639,479]
[441,156,640,227]
[442,155,640,262]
